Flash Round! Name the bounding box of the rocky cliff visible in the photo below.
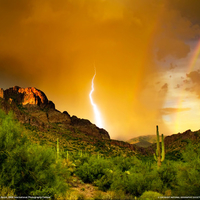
[0,86,110,140]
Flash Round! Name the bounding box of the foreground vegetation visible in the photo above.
[0,109,200,199]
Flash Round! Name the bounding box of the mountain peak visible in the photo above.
[1,86,55,109]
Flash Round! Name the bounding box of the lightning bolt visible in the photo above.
[89,67,103,128]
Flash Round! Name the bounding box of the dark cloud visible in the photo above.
[170,63,177,70]
[161,83,168,90]
[156,39,191,60]
[0,0,200,139]
[187,71,200,83]
[155,0,200,60]
[0,55,34,86]
[186,71,200,98]
[167,0,200,25]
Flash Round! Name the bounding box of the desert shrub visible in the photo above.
[1,144,69,197]
[165,151,183,161]
[181,142,200,163]
[75,156,113,183]
[139,160,178,194]
[112,156,141,172]
[94,190,135,200]
[175,144,200,196]
[75,162,95,183]
[0,109,69,198]
[109,157,162,196]
[157,161,178,192]
[139,191,163,199]
[148,177,164,193]
[176,166,200,196]
[77,153,90,165]
[0,185,15,196]
[110,169,150,196]
[0,110,29,170]
[95,169,114,191]
[143,168,164,193]
[111,190,135,200]
[0,110,28,147]
[109,170,144,196]
[110,156,178,196]
[71,151,90,167]
[77,193,86,200]
[109,170,127,192]
[93,191,105,200]
[124,172,147,196]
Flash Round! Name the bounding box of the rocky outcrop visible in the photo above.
[71,115,110,139]
[48,110,71,124]
[0,88,4,98]
[3,86,55,109]
[163,129,200,151]
[0,86,110,140]
[164,129,198,143]
[110,140,138,151]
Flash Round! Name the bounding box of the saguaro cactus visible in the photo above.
[154,125,165,168]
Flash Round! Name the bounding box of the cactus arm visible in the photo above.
[156,126,161,167]
[154,153,157,161]
[156,149,158,157]
[156,126,161,159]
[161,134,165,162]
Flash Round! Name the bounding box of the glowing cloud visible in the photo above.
[89,68,103,128]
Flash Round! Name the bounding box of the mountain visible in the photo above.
[127,135,158,147]
[0,86,141,156]
[1,86,200,159]
[0,86,109,139]
[127,129,200,158]
[136,129,200,158]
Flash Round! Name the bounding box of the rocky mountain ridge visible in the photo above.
[0,86,200,157]
[136,129,200,156]
[0,86,110,140]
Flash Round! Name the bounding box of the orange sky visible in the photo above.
[0,0,200,140]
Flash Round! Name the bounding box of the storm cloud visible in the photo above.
[0,0,200,139]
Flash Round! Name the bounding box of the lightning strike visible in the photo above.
[89,68,103,128]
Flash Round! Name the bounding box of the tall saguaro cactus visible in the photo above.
[154,125,165,168]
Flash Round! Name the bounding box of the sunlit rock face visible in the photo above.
[1,86,70,125]
[3,86,54,109]
[0,88,4,99]
[21,87,48,106]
